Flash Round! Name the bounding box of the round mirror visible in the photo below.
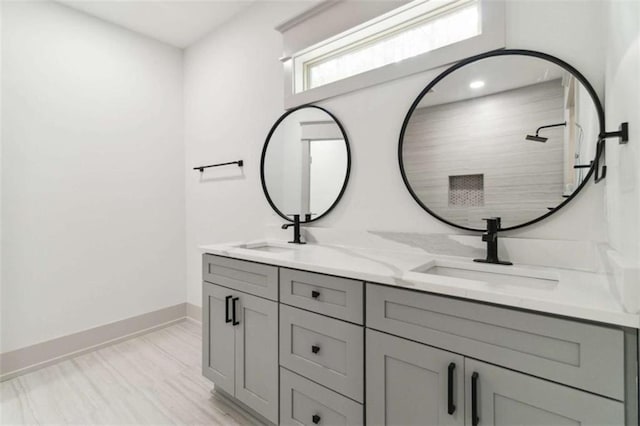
[261,105,351,223]
[399,49,604,231]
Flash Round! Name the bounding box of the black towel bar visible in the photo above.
[194,160,243,172]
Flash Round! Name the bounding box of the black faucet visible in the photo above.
[282,214,306,244]
[473,217,512,265]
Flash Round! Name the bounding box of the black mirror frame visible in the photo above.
[260,104,352,224]
[398,48,605,232]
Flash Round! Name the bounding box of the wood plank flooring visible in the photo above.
[1,320,261,425]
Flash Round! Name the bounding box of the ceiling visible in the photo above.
[418,56,567,108]
[57,0,255,48]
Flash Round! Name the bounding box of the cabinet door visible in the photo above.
[202,282,235,395]
[367,283,624,400]
[366,329,464,426]
[234,292,279,424]
[465,359,624,426]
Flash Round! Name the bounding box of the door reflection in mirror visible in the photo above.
[262,106,350,223]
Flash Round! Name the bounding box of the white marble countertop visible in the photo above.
[200,239,639,328]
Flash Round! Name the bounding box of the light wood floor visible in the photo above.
[1,320,261,425]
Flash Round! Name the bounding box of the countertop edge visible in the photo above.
[200,243,640,329]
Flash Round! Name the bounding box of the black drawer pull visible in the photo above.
[472,372,479,426]
[311,345,320,354]
[311,290,320,299]
[225,295,232,323]
[447,362,456,415]
[312,414,321,424]
[232,297,240,326]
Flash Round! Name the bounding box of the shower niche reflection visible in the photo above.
[399,50,603,231]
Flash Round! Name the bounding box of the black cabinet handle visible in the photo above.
[225,295,232,323]
[311,290,320,299]
[447,362,456,415]
[312,414,321,424]
[311,345,320,354]
[232,297,240,326]
[472,372,479,426]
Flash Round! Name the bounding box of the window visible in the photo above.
[292,0,482,93]
[278,0,504,107]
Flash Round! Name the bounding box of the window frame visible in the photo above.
[296,0,480,92]
[282,0,505,108]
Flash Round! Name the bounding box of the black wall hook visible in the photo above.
[600,122,629,144]
[594,122,630,184]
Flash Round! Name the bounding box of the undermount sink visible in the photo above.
[233,241,296,254]
[411,260,559,289]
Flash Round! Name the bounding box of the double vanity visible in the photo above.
[200,48,635,425]
[201,239,638,425]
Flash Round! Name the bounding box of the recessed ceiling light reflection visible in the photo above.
[469,80,485,89]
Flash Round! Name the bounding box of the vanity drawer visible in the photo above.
[280,304,364,402]
[202,254,278,301]
[280,268,363,324]
[280,368,363,426]
[367,284,625,401]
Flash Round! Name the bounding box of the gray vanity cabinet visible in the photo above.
[202,281,279,424]
[367,283,625,400]
[366,329,464,426]
[202,282,236,395]
[203,254,637,426]
[465,359,624,425]
[366,328,625,426]
[366,284,629,426]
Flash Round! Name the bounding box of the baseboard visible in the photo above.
[186,303,202,322]
[212,387,273,426]
[0,303,188,382]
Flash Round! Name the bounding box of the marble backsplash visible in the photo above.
[265,225,606,273]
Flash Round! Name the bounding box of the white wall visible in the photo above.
[183,1,311,307]
[3,0,630,348]
[186,0,609,307]
[0,1,5,353]
[604,1,640,265]
[1,1,185,352]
